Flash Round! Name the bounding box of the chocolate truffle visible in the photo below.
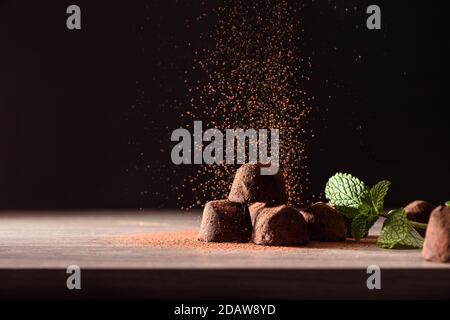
[252,205,309,246]
[198,200,252,243]
[422,205,450,263]
[327,202,357,238]
[249,202,266,225]
[228,163,287,205]
[405,200,436,236]
[343,216,354,238]
[301,202,347,241]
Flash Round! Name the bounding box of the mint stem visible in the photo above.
[408,220,427,230]
[379,213,427,230]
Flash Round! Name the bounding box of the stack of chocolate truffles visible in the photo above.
[198,163,347,246]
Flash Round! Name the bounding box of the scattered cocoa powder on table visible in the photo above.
[109,231,377,251]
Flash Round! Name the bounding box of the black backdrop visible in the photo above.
[0,0,448,210]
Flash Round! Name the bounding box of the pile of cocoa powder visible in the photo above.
[110,230,376,251]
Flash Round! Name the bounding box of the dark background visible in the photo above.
[0,0,448,210]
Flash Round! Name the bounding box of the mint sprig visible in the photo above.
[446,201,450,207]
[325,172,425,249]
[378,208,423,249]
[325,173,367,214]
[370,180,391,212]
[351,213,379,240]
[325,173,387,240]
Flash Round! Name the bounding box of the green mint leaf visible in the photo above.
[351,213,378,240]
[370,180,391,212]
[358,201,374,216]
[351,214,368,240]
[367,214,379,231]
[325,172,368,210]
[446,201,450,207]
[398,224,424,249]
[378,209,409,248]
[333,206,360,219]
[325,173,386,238]
[378,208,423,249]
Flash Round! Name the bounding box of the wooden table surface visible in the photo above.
[0,211,449,299]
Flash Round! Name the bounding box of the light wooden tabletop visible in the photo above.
[0,211,448,299]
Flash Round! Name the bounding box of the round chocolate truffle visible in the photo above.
[328,202,366,239]
[198,200,252,243]
[343,216,354,238]
[252,205,309,246]
[228,163,287,205]
[405,200,436,236]
[301,202,347,241]
[422,205,450,263]
[249,202,266,226]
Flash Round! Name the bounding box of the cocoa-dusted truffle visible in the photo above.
[249,202,266,225]
[228,163,287,205]
[326,203,356,238]
[301,202,347,241]
[198,200,252,243]
[422,205,450,263]
[405,200,436,236]
[252,205,309,246]
[343,216,354,238]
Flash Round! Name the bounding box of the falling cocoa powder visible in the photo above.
[180,0,313,209]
